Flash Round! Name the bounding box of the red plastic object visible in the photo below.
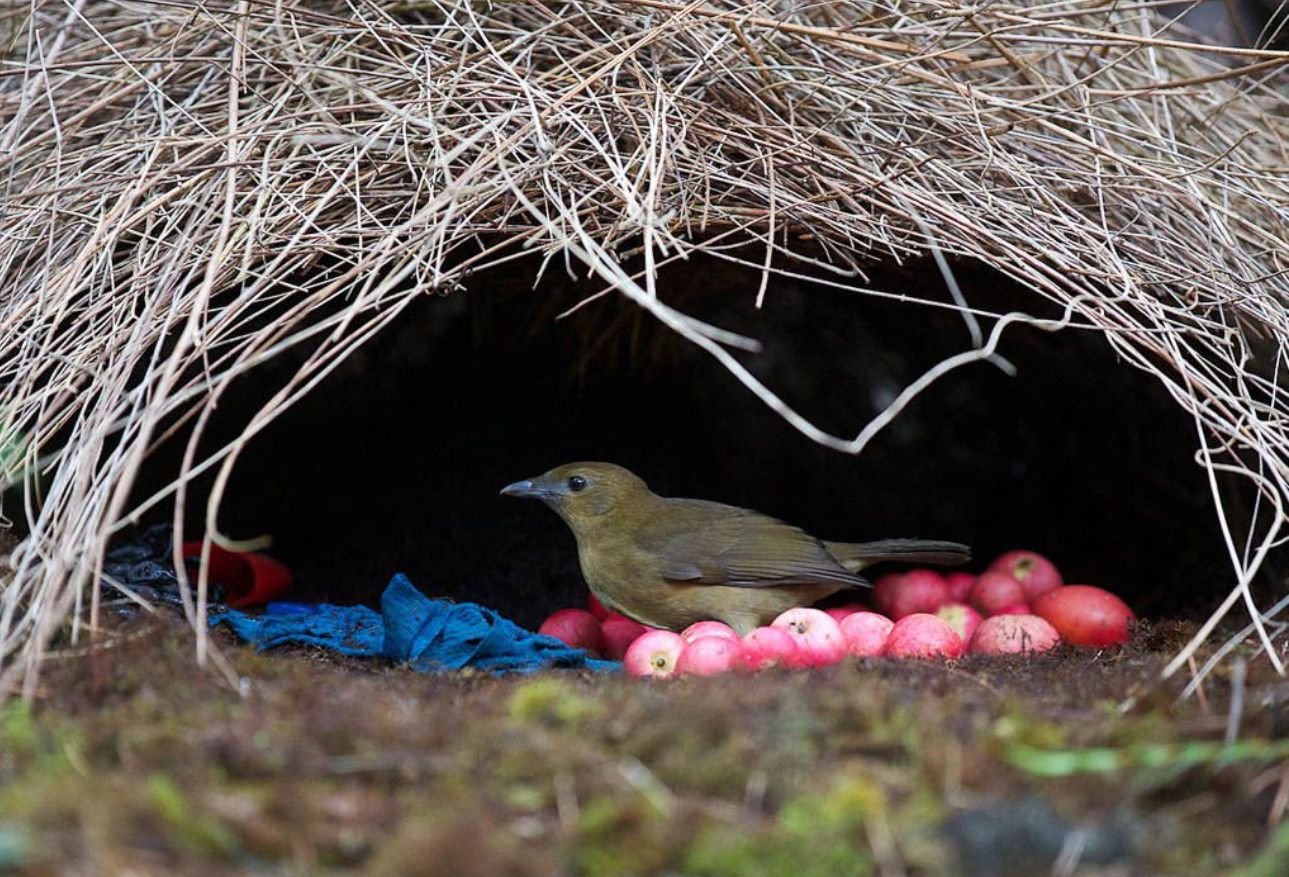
[181,541,294,608]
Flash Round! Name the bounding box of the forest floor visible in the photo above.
[1,613,1287,876]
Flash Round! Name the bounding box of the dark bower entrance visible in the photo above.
[150,253,1247,631]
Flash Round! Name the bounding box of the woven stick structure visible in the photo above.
[1,1,1286,696]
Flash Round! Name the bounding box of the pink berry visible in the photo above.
[969,614,1061,655]
[839,612,894,658]
[945,572,976,603]
[675,636,742,676]
[935,603,982,644]
[987,550,1063,601]
[887,569,950,619]
[872,572,905,616]
[969,571,1026,616]
[680,620,741,645]
[883,614,963,659]
[771,608,847,666]
[740,627,806,670]
[823,604,865,623]
[623,630,686,678]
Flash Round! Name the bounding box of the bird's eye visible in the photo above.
[568,475,588,493]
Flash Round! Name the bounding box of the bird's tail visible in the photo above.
[824,539,971,573]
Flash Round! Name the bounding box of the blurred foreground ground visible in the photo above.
[1,615,1286,876]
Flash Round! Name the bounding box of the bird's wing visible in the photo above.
[640,504,867,589]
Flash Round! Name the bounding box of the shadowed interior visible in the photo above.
[134,253,1259,630]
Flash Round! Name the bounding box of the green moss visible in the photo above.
[574,790,686,877]
[779,774,880,835]
[503,783,548,811]
[629,721,756,798]
[0,703,86,784]
[0,702,38,757]
[1,617,1279,875]
[992,710,1070,751]
[1233,820,1289,877]
[146,774,239,860]
[682,780,878,877]
[1005,738,1289,778]
[508,678,602,727]
[684,823,865,877]
[681,825,771,877]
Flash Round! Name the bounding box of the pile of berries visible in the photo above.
[536,550,1135,678]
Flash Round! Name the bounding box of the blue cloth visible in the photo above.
[213,573,619,673]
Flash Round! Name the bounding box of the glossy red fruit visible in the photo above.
[587,592,611,621]
[823,604,865,624]
[601,617,647,660]
[872,572,905,616]
[539,608,606,654]
[987,550,1063,601]
[945,571,976,603]
[969,571,1026,616]
[888,569,950,619]
[1033,585,1135,647]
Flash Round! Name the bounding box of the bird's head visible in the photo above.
[500,462,652,529]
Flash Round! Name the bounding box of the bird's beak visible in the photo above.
[500,478,543,498]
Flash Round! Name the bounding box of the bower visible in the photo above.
[1,1,1286,691]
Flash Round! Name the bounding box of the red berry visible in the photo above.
[539,608,605,655]
[1033,585,1134,647]
[969,571,1026,616]
[883,614,962,659]
[987,550,1063,601]
[888,569,950,619]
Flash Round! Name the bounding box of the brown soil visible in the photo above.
[1,613,1286,876]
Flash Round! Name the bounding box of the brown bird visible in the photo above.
[501,462,969,634]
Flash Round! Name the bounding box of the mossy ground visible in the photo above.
[1,615,1286,876]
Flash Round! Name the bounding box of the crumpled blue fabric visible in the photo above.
[212,573,619,673]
